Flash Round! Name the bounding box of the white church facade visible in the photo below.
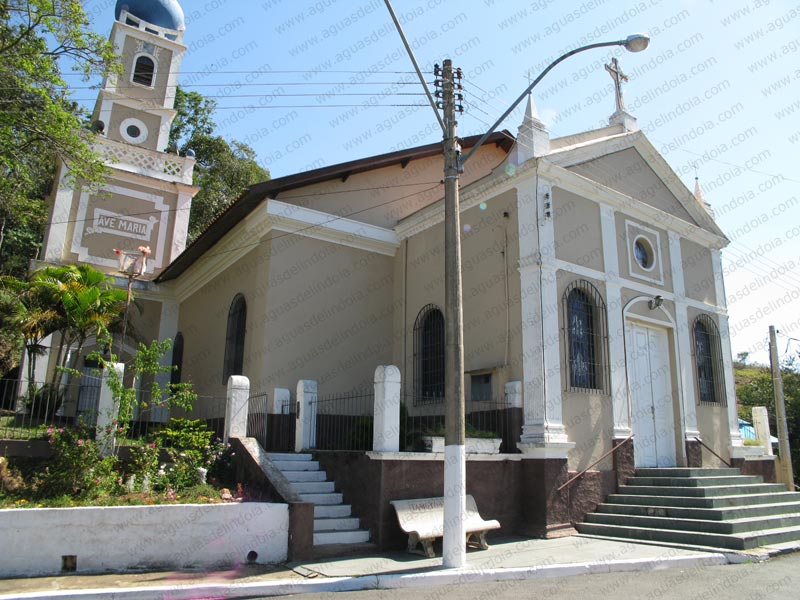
[32,0,769,541]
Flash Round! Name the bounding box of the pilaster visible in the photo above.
[600,204,630,439]
[669,231,700,440]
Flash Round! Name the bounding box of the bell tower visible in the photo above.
[41,0,198,279]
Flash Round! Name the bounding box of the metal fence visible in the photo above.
[310,390,374,451]
[245,392,296,452]
[0,378,81,440]
[0,375,227,444]
[401,396,522,453]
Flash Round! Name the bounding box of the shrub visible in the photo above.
[39,427,120,499]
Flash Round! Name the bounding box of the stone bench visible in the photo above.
[390,495,500,558]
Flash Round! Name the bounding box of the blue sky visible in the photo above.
[78,0,800,365]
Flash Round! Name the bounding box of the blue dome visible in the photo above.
[116,1,185,31]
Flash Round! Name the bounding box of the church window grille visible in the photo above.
[223,295,246,383]
[132,55,155,87]
[693,314,726,405]
[562,280,609,393]
[413,304,444,405]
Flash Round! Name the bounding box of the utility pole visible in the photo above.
[769,325,794,488]
[438,59,467,569]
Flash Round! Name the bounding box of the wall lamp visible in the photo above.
[649,295,664,310]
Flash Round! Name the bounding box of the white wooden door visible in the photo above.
[627,323,677,468]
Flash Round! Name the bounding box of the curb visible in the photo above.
[2,553,729,600]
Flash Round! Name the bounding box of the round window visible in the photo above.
[634,237,654,270]
[119,118,148,144]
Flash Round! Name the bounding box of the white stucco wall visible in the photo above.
[0,503,288,577]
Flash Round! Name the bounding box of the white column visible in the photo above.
[270,387,291,414]
[505,380,523,409]
[96,362,124,456]
[601,205,631,438]
[752,406,773,456]
[669,232,700,440]
[42,165,73,263]
[373,365,401,452]
[517,180,572,457]
[295,380,317,452]
[712,249,744,455]
[171,190,193,259]
[224,375,249,443]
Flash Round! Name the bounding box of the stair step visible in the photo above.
[626,475,763,487]
[314,530,371,546]
[619,483,786,498]
[577,522,800,551]
[606,491,800,509]
[596,501,800,521]
[273,460,320,471]
[314,517,361,532]
[584,512,800,534]
[300,492,343,505]
[635,468,741,478]
[315,504,352,519]
[294,481,336,494]
[267,452,313,461]
[283,470,327,483]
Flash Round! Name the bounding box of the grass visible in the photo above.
[0,484,228,509]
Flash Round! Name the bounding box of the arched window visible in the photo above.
[170,332,184,387]
[223,295,246,383]
[132,55,155,87]
[693,314,726,405]
[562,280,609,393]
[413,304,445,404]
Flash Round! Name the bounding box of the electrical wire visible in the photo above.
[39,182,443,228]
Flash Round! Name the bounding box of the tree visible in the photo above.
[0,264,127,393]
[169,87,270,243]
[0,1,119,276]
[736,362,800,484]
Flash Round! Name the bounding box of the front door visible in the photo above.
[627,322,677,467]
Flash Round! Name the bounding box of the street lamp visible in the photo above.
[383,0,649,570]
[459,33,650,168]
[114,245,150,357]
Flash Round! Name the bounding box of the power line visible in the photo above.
[40,182,443,228]
[183,183,443,263]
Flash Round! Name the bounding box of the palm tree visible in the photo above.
[33,265,127,388]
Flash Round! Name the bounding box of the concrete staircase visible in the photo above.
[267,452,370,547]
[577,467,800,551]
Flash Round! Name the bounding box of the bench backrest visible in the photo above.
[390,495,485,534]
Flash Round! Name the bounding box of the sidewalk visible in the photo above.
[0,536,734,600]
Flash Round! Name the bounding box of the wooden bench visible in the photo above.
[390,495,500,558]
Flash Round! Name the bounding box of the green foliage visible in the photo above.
[0,1,120,277]
[735,362,800,484]
[126,442,160,491]
[155,418,213,458]
[168,87,269,243]
[38,427,120,499]
[93,338,197,454]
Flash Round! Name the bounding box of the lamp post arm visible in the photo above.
[459,39,629,168]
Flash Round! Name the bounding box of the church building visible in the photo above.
[33,0,776,545]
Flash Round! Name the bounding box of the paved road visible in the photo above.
[267,551,798,600]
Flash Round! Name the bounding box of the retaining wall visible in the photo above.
[0,502,288,577]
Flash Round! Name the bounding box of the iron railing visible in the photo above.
[401,395,522,453]
[310,390,374,451]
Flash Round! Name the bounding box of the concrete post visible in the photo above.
[373,365,401,452]
[505,381,523,409]
[96,362,124,456]
[224,375,250,443]
[295,380,317,452]
[270,388,291,415]
[753,406,773,456]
